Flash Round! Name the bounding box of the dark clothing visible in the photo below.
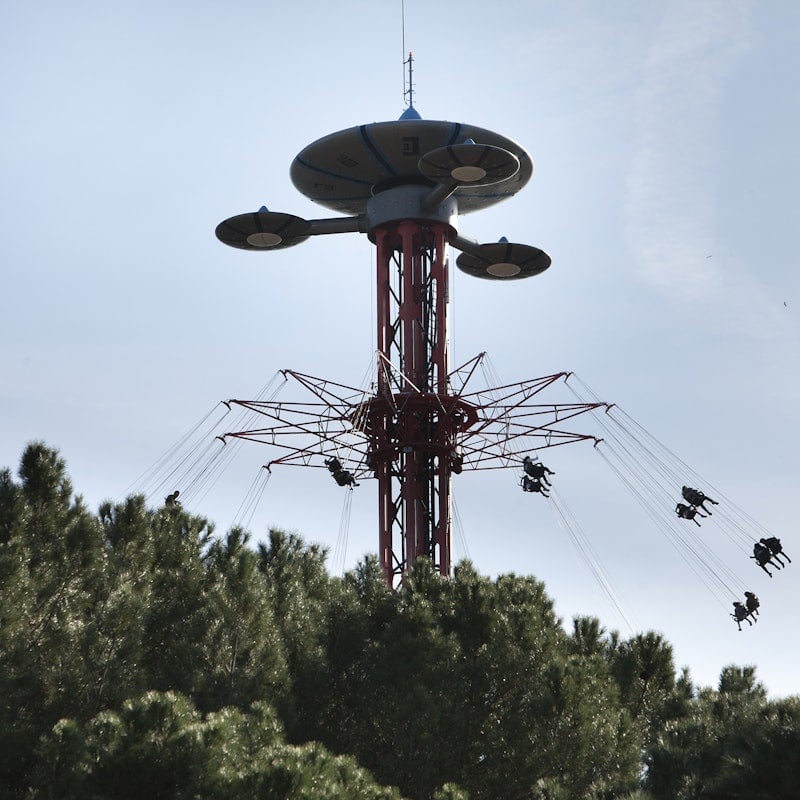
[523,456,555,484]
[732,602,752,630]
[761,537,791,564]
[681,486,718,514]
[325,457,343,474]
[334,470,359,487]
[522,476,549,497]
[325,457,359,487]
[752,543,780,576]
[675,502,704,526]
[753,543,773,563]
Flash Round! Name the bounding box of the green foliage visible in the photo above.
[0,445,290,798]
[30,691,400,800]
[2,442,800,800]
[256,529,334,738]
[198,528,290,712]
[311,559,641,799]
[431,783,469,800]
[644,665,798,800]
[710,694,800,799]
[0,443,107,795]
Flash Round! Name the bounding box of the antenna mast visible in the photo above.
[404,51,414,108]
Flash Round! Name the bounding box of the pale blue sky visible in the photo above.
[2,0,799,696]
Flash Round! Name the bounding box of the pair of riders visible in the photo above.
[675,485,718,526]
[521,456,555,497]
[731,591,760,630]
[752,537,791,577]
[325,456,359,488]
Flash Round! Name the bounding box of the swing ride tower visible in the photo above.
[215,60,601,586]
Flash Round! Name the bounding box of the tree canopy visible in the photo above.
[1,443,798,799]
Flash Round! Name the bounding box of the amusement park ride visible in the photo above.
[206,56,790,631]
[215,57,610,587]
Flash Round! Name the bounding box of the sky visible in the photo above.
[2,0,800,697]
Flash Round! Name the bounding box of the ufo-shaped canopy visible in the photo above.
[290,119,533,216]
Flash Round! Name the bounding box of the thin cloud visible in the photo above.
[624,1,753,299]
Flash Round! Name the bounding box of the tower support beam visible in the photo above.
[371,219,454,585]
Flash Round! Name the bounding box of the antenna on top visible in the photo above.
[401,0,414,109]
[404,51,414,109]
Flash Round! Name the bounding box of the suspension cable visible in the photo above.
[231,466,272,531]
[560,374,756,612]
[332,488,354,576]
[593,443,741,610]
[451,491,471,563]
[126,401,231,500]
[547,487,638,635]
[129,371,288,511]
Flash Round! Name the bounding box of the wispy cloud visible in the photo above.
[624,0,753,299]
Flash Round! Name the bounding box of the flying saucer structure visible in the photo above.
[216,110,551,279]
[215,97,602,586]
